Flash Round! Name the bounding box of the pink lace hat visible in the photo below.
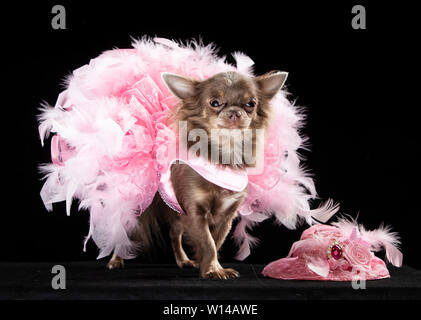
[262,218,403,281]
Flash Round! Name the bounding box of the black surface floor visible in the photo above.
[0,262,420,300]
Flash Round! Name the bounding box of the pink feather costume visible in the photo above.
[38,37,340,261]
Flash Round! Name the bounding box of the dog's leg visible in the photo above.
[170,225,198,268]
[212,215,235,251]
[106,251,124,270]
[187,214,239,279]
[192,243,202,265]
[211,195,243,252]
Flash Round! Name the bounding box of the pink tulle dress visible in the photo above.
[38,37,339,260]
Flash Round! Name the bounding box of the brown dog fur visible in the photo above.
[107,70,287,279]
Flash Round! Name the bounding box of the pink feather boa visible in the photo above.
[38,37,339,260]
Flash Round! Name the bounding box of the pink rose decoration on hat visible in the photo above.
[344,242,371,269]
[262,218,403,281]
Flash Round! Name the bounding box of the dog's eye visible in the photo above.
[245,101,256,108]
[210,99,223,108]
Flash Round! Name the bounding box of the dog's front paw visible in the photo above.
[176,259,199,269]
[202,268,240,280]
[107,258,124,270]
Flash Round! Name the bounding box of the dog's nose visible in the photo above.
[227,110,242,120]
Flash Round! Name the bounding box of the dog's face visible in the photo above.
[162,70,287,167]
[162,71,287,132]
[195,72,259,130]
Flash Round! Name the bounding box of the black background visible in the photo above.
[1,1,419,269]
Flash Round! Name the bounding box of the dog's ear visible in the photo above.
[255,71,288,100]
[161,73,198,100]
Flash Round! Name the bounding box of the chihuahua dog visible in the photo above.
[107,70,287,279]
